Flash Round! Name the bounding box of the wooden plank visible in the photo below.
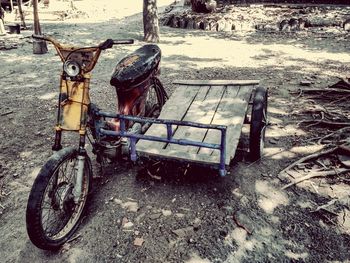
[166,85,226,154]
[137,85,200,151]
[137,83,254,166]
[173,80,260,86]
[198,85,253,164]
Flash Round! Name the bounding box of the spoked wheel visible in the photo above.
[249,86,268,161]
[26,147,92,250]
[145,78,168,117]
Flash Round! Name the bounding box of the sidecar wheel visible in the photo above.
[249,87,268,161]
[26,147,92,250]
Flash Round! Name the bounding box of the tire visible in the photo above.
[145,78,168,117]
[26,147,92,250]
[249,86,268,161]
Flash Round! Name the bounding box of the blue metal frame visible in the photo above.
[97,111,227,176]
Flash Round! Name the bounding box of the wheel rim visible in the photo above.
[40,155,89,240]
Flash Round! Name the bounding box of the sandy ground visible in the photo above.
[1,1,350,262]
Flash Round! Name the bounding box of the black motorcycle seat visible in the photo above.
[110,44,161,90]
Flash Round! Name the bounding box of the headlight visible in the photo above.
[63,60,81,77]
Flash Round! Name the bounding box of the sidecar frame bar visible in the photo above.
[97,112,228,176]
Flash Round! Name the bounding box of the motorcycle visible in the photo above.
[26,35,168,250]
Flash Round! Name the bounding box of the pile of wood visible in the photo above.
[218,0,350,4]
[161,5,350,32]
[163,12,235,31]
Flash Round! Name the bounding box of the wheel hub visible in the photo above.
[52,182,74,213]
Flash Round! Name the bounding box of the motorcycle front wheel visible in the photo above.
[26,147,92,250]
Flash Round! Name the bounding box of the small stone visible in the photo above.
[113,199,123,205]
[300,80,312,86]
[121,217,128,227]
[172,227,194,238]
[135,213,145,223]
[232,188,243,198]
[134,230,140,236]
[261,173,272,178]
[162,210,172,217]
[134,237,144,246]
[175,213,185,218]
[121,201,139,212]
[149,213,162,220]
[240,196,250,207]
[192,218,201,228]
[222,206,233,213]
[123,222,134,229]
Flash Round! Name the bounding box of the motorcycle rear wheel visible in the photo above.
[26,147,92,250]
[146,78,168,116]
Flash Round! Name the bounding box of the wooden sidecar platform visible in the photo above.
[136,80,260,167]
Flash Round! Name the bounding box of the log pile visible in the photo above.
[161,5,350,32]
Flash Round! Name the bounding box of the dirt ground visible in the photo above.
[1,1,350,262]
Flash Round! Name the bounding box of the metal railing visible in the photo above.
[97,111,228,176]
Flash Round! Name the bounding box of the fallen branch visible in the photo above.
[314,195,350,212]
[299,119,350,128]
[0,111,13,116]
[317,127,350,144]
[282,167,350,190]
[329,94,350,105]
[297,88,350,94]
[305,111,325,128]
[329,78,350,90]
[279,146,337,176]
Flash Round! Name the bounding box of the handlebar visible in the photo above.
[32,34,134,73]
[32,34,134,50]
[113,39,134,45]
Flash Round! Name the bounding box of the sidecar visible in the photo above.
[97,79,267,176]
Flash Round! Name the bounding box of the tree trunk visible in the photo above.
[143,0,159,43]
[191,0,217,13]
[18,0,26,29]
[32,0,47,54]
[0,0,5,35]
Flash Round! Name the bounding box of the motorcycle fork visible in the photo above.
[73,134,87,203]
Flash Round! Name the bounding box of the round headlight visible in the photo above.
[63,60,81,77]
